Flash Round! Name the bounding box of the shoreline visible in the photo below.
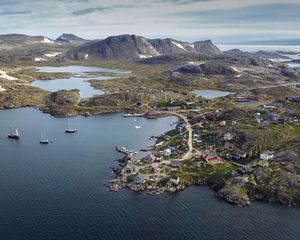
[107,110,300,208]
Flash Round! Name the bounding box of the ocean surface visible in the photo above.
[31,66,129,98]
[0,107,299,240]
[217,45,300,68]
[217,45,300,52]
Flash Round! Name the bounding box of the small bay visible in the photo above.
[0,107,299,240]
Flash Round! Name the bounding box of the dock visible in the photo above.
[115,146,138,155]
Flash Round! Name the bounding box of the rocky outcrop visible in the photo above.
[42,89,80,117]
[199,62,235,75]
[175,62,235,76]
[176,65,203,75]
[193,40,221,55]
[216,186,251,206]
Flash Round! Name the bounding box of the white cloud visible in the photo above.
[0,0,299,43]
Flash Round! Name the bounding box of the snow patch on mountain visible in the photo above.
[44,52,61,58]
[0,70,17,80]
[171,41,186,51]
[188,43,195,49]
[139,54,153,59]
[0,85,6,92]
[34,57,46,62]
[41,37,54,44]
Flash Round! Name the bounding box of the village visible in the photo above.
[108,86,300,206]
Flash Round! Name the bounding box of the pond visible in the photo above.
[193,89,232,99]
[31,66,129,98]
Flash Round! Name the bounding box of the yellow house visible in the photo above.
[170,175,180,185]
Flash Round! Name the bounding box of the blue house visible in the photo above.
[263,116,271,121]
[176,123,186,131]
[230,154,240,161]
[277,118,285,125]
[270,112,278,121]
[168,146,177,151]
[253,113,261,119]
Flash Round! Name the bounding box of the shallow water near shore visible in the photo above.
[0,108,300,240]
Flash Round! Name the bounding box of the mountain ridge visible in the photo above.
[65,34,221,60]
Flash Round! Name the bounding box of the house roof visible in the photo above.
[168,146,177,151]
[261,150,274,155]
[170,160,183,167]
[171,175,179,180]
[202,150,218,159]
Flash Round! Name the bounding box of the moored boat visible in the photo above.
[7,128,20,139]
[65,118,77,133]
[115,146,138,155]
[40,133,49,144]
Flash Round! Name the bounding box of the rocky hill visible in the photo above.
[66,34,221,60]
[0,34,55,49]
[66,34,161,60]
[56,33,88,44]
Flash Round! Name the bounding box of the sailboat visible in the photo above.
[65,118,77,133]
[7,128,20,139]
[40,133,49,144]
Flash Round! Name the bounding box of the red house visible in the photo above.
[201,150,218,162]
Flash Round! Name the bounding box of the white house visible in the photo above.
[224,133,233,141]
[260,151,274,160]
[219,121,226,127]
[163,148,172,157]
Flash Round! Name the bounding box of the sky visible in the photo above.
[0,0,299,44]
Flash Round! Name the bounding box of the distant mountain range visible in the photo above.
[3,33,298,63]
[0,33,221,61]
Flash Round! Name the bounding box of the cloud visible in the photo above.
[72,6,108,15]
[152,0,212,4]
[0,10,31,15]
[175,3,300,23]
[71,4,134,15]
[0,0,299,43]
